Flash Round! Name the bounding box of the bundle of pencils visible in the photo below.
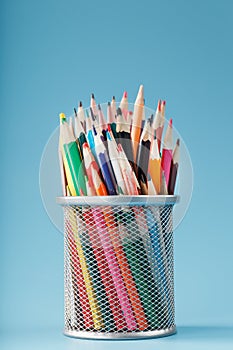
[59,86,180,197]
[59,86,180,332]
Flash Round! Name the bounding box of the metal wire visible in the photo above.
[63,202,175,338]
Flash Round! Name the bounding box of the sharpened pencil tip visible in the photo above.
[93,125,97,136]
[177,138,180,146]
[90,107,96,121]
[79,101,82,107]
[98,104,101,110]
[162,100,166,106]
[91,93,95,99]
[123,91,128,98]
[112,96,115,100]
[117,107,122,115]
[73,108,77,116]
[169,118,173,126]
[108,101,110,106]
[157,100,161,112]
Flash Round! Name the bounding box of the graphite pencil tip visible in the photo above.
[91,93,95,99]
[79,101,82,107]
[112,96,115,100]
[117,107,122,115]
[93,125,97,136]
[108,101,110,106]
[73,108,77,116]
[177,138,180,146]
[98,104,101,110]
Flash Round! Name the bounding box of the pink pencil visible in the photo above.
[91,207,137,330]
[161,118,173,186]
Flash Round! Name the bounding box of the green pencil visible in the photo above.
[60,121,87,196]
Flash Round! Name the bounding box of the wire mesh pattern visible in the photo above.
[64,202,175,338]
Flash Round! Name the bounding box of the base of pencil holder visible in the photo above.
[57,195,179,341]
[64,325,176,340]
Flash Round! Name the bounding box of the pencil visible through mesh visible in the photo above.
[64,203,175,334]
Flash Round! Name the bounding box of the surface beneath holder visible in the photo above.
[64,326,176,340]
[1,326,233,350]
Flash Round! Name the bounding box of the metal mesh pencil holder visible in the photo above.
[57,195,178,340]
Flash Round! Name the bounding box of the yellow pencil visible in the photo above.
[69,207,103,330]
[59,113,76,196]
[148,137,161,194]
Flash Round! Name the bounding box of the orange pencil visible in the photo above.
[148,136,161,194]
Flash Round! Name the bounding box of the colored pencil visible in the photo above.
[59,114,77,196]
[168,138,180,195]
[91,207,137,330]
[65,216,93,329]
[106,130,127,195]
[98,104,108,141]
[119,91,128,117]
[148,136,161,194]
[152,100,165,153]
[90,93,98,117]
[131,85,144,165]
[117,144,139,195]
[161,118,173,187]
[116,107,135,172]
[74,110,87,159]
[82,142,107,195]
[117,214,160,328]
[76,101,86,131]
[82,207,127,330]
[104,208,149,330]
[60,121,87,196]
[76,209,114,331]
[85,111,96,157]
[147,173,157,195]
[111,96,117,118]
[146,207,173,323]
[137,116,153,195]
[93,126,117,195]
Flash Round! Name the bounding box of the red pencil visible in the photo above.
[83,208,127,330]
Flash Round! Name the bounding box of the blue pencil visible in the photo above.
[93,126,118,195]
[146,207,173,323]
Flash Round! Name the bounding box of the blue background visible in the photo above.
[1,0,233,349]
